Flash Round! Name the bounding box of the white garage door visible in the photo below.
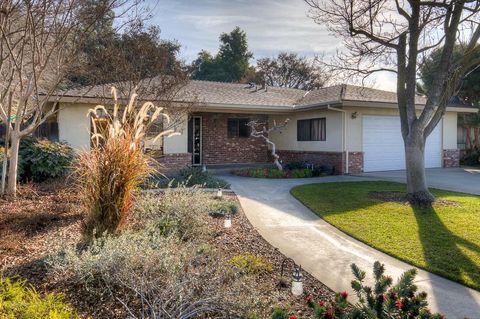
[362,115,442,172]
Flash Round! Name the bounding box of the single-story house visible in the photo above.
[47,80,477,174]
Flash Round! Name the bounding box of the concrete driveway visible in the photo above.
[362,167,480,195]
[222,174,480,319]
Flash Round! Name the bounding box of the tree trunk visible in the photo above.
[466,127,472,151]
[404,134,434,206]
[6,135,20,196]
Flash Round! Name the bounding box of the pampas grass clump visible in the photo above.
[76,87,178,240]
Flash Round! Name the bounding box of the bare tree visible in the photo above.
[0,0,141,196]
[247,119,289,170]
[306,0,480,205]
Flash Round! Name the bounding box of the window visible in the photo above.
[227,118,250,138]
[297,118,326,141]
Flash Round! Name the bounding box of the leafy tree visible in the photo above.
[257,52,329,90]
[69,22,183,87]
[420,45,480,152]
[419,45,480,107]
[190,27,253,82]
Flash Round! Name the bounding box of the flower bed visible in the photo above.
[232,167,320,178]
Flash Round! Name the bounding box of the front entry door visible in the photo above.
[189,116,202,165]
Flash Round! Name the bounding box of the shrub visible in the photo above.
[49,225,258,318]
[0,137,74,183]
[210,200,238,217]
[163,167,230,189]
[460,149,480,166]
[134,188,216,241]
[284,161,309,170]
[0,276,79,319]
[232,168,316,179]
[228,253,273,275]
[20,138,75,182]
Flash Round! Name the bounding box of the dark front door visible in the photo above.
[188,116,202,165]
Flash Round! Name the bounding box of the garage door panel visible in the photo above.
[362,116,442,172]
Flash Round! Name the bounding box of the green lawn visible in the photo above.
[291,181,480,290]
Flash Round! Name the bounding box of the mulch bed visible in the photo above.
[0,181,337,318]
[368,191,460,207]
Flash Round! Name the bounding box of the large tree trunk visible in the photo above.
[6,135,20,196]
[404,134,435,206]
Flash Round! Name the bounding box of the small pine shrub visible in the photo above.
[0,277,79,319]
[228,253,273,275]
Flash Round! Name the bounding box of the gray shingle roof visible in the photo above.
[59,79,470,109]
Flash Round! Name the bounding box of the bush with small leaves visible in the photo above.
[228,253,273,275]
[0,276,79,319]
[160,167,230,188]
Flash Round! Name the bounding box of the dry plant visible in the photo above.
[76,87,178,240]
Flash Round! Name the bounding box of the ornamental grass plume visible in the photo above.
[76,87,178,240]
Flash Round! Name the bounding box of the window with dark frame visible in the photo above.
[297,118,326,141]
[227,118,250,138]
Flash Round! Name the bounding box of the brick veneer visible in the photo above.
[199,113,270,165]
[443,149,460,168]
[154,153,192,176]
[347,152,364,175]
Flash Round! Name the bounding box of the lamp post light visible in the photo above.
[280,257,304,296]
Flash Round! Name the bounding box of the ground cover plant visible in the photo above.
[232,167,317,178]
[0,276,79,319]
[291,181,480,290]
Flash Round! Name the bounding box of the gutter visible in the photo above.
[327,105,349,175]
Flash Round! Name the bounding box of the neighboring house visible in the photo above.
[48,80,476,174]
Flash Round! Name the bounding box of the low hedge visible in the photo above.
[232,168,319,178]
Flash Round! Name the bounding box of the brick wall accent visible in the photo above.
[443,149,460,168]
[154,153,192,176]
[348,152,363,175]
[199,113,270,165]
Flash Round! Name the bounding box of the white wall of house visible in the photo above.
[442,112,457,150]
[269,109,343,152]
[163,113,189,154]
[58,103,91,151]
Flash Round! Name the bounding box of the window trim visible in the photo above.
[227,118,250,138]
[297,117,326,141]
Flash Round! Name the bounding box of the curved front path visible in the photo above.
[221,175,480,319]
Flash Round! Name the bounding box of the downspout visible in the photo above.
[327,106,349,174]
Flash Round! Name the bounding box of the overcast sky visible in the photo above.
[145,0,397,91]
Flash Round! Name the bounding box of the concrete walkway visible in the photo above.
[222,175,480,319]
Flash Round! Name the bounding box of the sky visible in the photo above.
[144,0,397,91]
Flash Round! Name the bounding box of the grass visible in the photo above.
[290,181,480,290]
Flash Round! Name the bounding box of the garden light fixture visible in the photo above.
[216,188,223,199]
[280,257,304,296]
[224,213,232,228]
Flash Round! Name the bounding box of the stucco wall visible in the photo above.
[163,113,189,154]
[269,109,343,152]
[442,112,457,150]
[58,103,91,151]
